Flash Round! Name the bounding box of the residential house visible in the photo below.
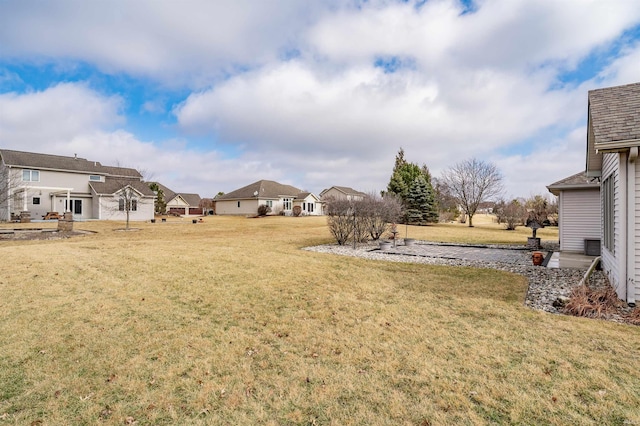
[154,183,202,215]
[319,186,367,201]
[585,82,640,305]
[547,171,600,254]
[215,180,322,216]
[0,149,155,221]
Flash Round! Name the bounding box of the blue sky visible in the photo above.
[1,0,640,199]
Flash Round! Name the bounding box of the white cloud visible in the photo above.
[0,0,331,86]
[2,0,640,198]
[0,83,123,146]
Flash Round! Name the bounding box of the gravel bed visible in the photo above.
[303,240,615,318]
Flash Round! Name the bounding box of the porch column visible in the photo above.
[22,189,28,211]
[66,190,71,212]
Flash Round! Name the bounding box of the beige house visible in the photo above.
[154,183,202,215]
[547,171,600,254]
[319,186,367,202]
[215,180,322,216]
[585,82,640,305]
[0,149,155,221]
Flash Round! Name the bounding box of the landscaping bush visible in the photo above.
[494,199,527,230]
[325,197,353,245]
[292,205,302,217]
[257,204,271,216]
[562,284,622,319]
[325,194,402,244]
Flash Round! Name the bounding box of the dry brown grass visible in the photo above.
[0,216,639,425]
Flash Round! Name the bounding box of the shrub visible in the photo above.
[257,204,272,216]
[325,194,403,244]
[494,199,527,230]
[293,205,302,217]
[325,197,353,245]
[562,284,622,319]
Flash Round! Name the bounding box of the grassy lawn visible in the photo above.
[0,216,638,425]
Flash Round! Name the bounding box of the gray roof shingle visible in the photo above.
[547,171,599,195]
[589,82,640,144]
[216,180,303,200]
[0,149,142,178]
[89,177,155,196]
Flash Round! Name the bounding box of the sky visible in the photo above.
[1,0,640,200]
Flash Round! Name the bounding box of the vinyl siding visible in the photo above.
[559,189,600,252]
[215,199,260,215]
[601,153,620,293]
[98,196,154,221]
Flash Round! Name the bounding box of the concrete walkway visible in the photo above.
[376,241,599,269]
[545,251,598,269]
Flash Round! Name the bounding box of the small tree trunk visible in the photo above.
[468,214,474,227]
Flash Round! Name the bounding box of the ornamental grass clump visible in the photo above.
[562,284,622,319]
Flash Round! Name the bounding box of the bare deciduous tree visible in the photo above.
[325,197,354,245]
[494,198,527,230]
[325,194,403,245]
[441,158,503,227]
[105,165,154,230]
[0,167,24,221]
[360,192,403,240]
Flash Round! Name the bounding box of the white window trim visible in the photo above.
[22,169,40,182]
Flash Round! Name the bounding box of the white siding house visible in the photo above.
[585,82,640,304]
[215,180,322,216]
[0,149,155,222]
[547,171,600,253]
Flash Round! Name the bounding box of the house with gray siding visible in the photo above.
[585,82,640,305]
[547,171,600,254]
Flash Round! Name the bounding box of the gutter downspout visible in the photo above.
[619,153,628,301]
[627,147,637,305]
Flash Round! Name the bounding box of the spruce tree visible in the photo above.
[406,176,429,224]
[387,148,438,224]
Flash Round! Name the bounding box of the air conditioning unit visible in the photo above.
[584,239,601,256]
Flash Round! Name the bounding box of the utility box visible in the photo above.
[584,239,601,256]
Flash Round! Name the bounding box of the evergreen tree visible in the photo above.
[406,176,438,224]
[386,148,438,224]
[148,182,166,214]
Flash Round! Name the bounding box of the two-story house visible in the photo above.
[0,149,155,221]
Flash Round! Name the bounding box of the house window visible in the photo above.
[65,199,82,215]
[603,174,614,252]
[33,197,40,205]
[89,175,102,182]
[266,200,273,208]
[22,170,40,182]
[283,198,292,211]
[238,201,241,208]
[307,202,314,213]
[119,199,137,211]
